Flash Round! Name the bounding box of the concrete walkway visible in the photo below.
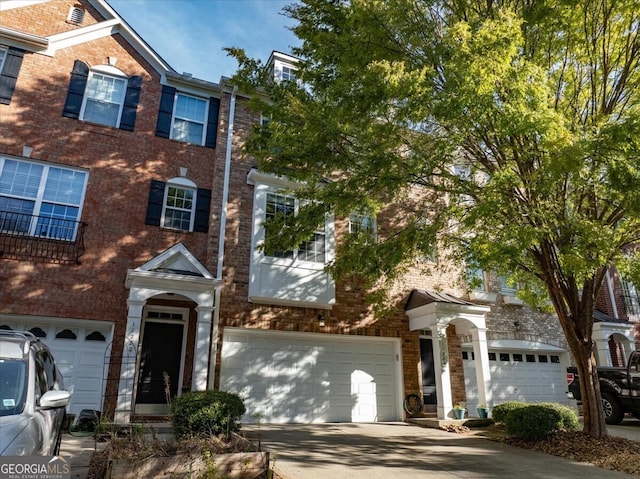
[242,422,636,479]
[60,419,640,478]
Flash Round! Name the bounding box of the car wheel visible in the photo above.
[602,392,624,425]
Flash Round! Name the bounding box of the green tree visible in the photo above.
[229,0,640,437]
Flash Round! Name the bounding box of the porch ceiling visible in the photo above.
[404,289,490,332]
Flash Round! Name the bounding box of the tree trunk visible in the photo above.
[572,341,608,437]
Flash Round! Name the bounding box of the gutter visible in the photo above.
[208,84,238,390]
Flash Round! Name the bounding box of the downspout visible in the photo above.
[208,84,238,390]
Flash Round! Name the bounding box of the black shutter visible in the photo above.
[194,188,211,232]
[62,60,89,119]
[145,180,166,226]
[155,85,176,138]
[204,97,220,148]
[0,47,25,105]
[119,75,142,131]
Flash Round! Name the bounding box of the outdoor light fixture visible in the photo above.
[513,321,522,331]
[317,314,325,327]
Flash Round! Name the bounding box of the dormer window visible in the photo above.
[281,65,296,82]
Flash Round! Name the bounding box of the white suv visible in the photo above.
[0,331,71,456]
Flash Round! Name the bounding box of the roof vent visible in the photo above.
[182,72,193,78]
[67,7,85,25]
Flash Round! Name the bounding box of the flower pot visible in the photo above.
[452,408,466,420]
[476,407,489,419]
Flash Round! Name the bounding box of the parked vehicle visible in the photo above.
[0,331,71,455]
[567,350,640,424]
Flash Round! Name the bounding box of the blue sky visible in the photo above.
[107,0,299,82]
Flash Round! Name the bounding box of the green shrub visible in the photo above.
[492,401,527,423]
[171,390,246,440]
[463,418,495,428]
[503,403,579,441]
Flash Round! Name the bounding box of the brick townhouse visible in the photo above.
[1,0,637,424]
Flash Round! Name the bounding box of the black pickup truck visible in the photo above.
[567,350,640,424]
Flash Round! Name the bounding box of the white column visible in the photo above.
[192,306,214,391]
[431,325,453,420]
[471,326,492,409]
[114,299,145,424]
[593,336,612,367]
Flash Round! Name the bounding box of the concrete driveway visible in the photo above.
[242,422,636,479]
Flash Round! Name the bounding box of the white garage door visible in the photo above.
[0,319,112,416]
[463,348,568,412]
[220,328,402,423]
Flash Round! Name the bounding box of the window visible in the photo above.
[155,86,220,147]
[0,158,87,241]
[144,178,210,233]
[265,192,326,263]
[499,275,517,295]
[349,212,376,241]
[281,65,296,82]
[63,61,142,131]
[621,279,640,317]
[171,93,208,144]
[467,268,487,291]
[162,184,196,231]
[80,71,127,127]
[499,353,510,361]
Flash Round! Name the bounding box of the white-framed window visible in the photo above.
[161,178,197,231]
[265,192,326,263]
[621,279,640,318]
[0,47,7,74]
[80,69,127,127]
[467,268,487,291]
[349,212,376,242]
[0,157,88,241]
[281,65,296,82]
[171,93,208,145]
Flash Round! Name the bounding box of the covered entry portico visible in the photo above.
[114,243,220,423]
[405,290,491,420]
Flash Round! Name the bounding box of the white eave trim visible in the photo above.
[125,269,221,291]
[165,71,221,96]
[249,295,334,311]
[0,26,49,52]
[44,19,120,55]
[247,168,303,189]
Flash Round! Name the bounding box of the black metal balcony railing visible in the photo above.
[0,211,86,264]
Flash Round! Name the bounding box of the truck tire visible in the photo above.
[602,392,624,425]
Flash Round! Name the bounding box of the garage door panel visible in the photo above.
[220,329,399,424]
[464,348,567,413]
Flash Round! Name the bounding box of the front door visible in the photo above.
[420,338,437,408]
[135,321,183,414]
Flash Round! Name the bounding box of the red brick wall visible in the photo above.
[0,0,218,413]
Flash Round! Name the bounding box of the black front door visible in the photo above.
[420,338,437,405]
[136,321,183,405]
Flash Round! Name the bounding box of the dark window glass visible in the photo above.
[513,354,523,362]
[488,352,496,361]
[500,353,510,361]
[550,355,560,363]
[526,354,536,362]
[462,351,468,360]
[538,355,548,363]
